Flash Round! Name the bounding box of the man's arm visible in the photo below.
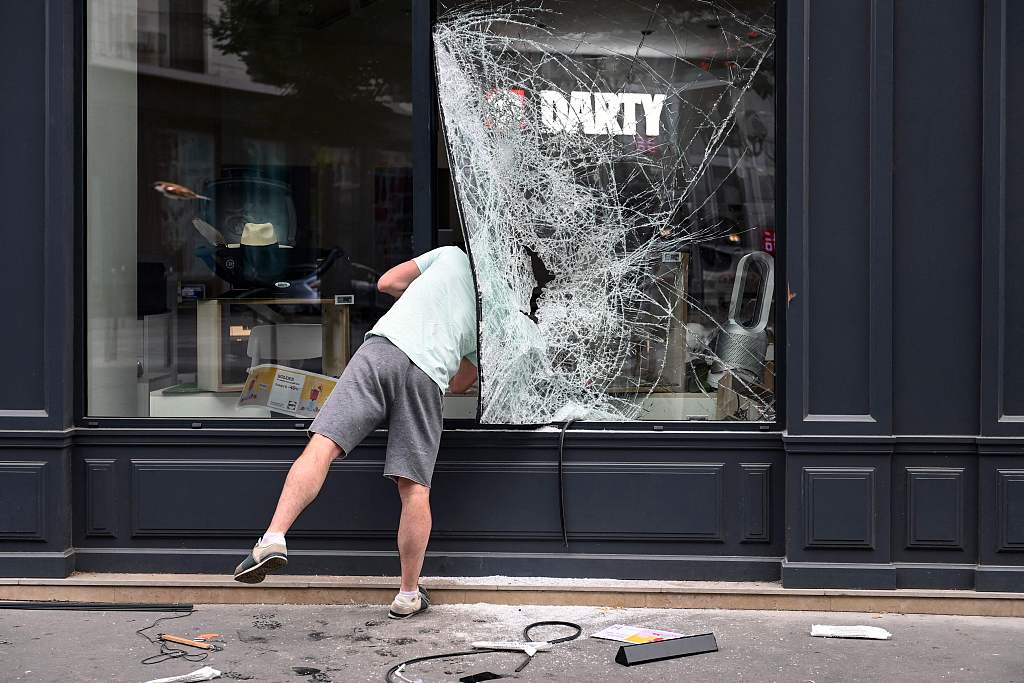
[448,357,478,394]
[377,259,422,298]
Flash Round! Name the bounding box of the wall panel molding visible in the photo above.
[802,467,876,549]
[0,462,47,541]
[741,464,772,543]
[125,459,738,544]
[84,458,116,537]
[995,469,1024,552]
[892,0,983,434]
[566,463,725,542]
[905,467,964,549]
[0,0,75,430]
[981,0,1024,435]
[786,0,894,434]
[129,459,397,537]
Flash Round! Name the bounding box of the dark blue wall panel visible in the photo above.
[0,1,46,411]
[805,0,871,417]
[893,0,982,434]
[787,0,894,435]
[1003,2,1024,416]
[981,0,1024,436]
[68,430,786,580]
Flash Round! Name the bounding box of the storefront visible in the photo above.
[1,0,1021,591]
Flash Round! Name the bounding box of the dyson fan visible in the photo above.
[709,251,774,389]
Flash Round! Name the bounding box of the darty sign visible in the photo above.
[540,91,667,136]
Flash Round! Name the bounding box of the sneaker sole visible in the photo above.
[387,603,429,620]
[234,554,288,584]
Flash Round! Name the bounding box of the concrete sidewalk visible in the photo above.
[2,602,1022,682]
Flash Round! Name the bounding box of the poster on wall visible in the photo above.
[435,1,777,424]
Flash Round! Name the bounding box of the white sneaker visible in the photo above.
[388,587,430,619]
[232,539,288,584]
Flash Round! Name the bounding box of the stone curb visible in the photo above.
[0,574,1022,617]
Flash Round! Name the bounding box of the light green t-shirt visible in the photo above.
[367,246,478,393]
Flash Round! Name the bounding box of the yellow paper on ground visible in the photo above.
[237,364,337,419]
[590,624,685,644]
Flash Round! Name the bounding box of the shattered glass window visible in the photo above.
[435,0,777,424]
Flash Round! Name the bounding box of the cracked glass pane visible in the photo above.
[435,0,777,424]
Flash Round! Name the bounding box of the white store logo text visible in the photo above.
[539,91,667,136]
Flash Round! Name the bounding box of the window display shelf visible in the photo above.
[149,385,271,418]
[197,297,351,393]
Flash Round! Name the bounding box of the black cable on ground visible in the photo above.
[558,419,576,549]
[385,648,487,683]
[523,620,583,644]
[0,601,193,611]
[136,608,223,665]
[515,620,584,672]
[384,620,582,683]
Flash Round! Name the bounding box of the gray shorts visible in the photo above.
[309,336,443,487]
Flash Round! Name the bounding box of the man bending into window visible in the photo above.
[233,246,478,620]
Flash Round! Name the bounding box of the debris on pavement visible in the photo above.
[614,632,719,666]
[810,625,892,640]
[141,665,221,683]
[159,634,214,650]
[470,640,553,656]
[7,603,1024,682]
[590,624,686,644]
[385,620,582,683]
[136,610,225,665]
[458,673,504,683]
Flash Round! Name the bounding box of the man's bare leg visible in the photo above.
[396,477,432,592]
[266,434,343,534]
[235,435,342,583]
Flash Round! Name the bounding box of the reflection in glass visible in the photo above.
[86,0,413,417]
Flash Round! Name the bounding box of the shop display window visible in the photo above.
[85,0,777,424]
[86,0,415,418]
[436,0,778,423]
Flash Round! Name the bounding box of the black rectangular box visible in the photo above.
[614,633,718,666]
